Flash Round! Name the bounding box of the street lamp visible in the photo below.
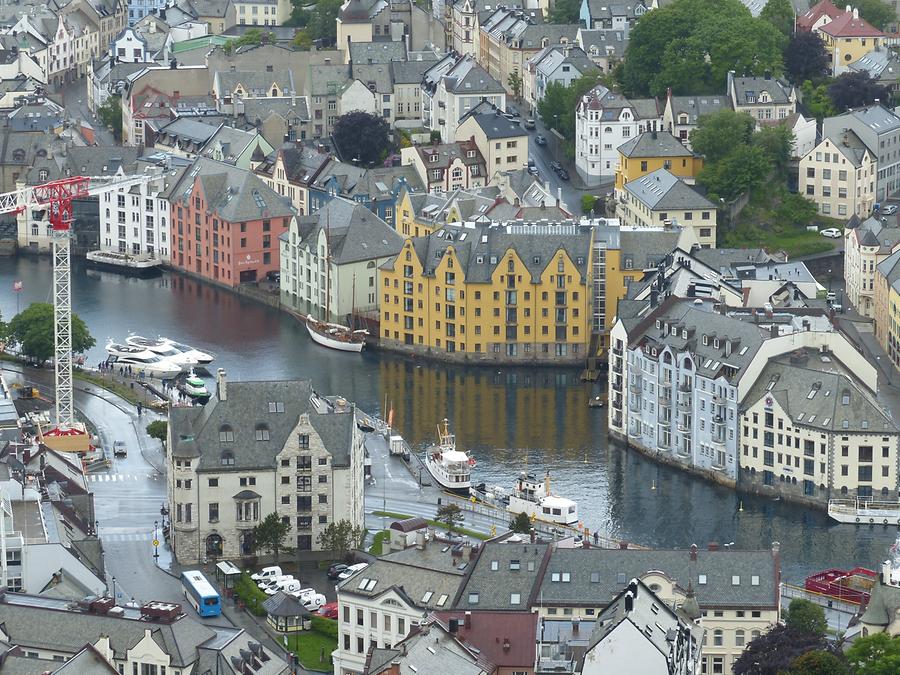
[828,269,833,296]
[111,575,116,601]
[153,520,159,562]
[553,114,560,163]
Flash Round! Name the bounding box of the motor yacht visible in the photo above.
[126,335,214,368]
[105,342,183,379]
[423,419,474,494]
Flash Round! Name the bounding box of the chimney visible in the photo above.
[853,7,859,19]
[572,618,580,632]
[415,529,426,550]
[624,591,634,613]
[769,323,778,339]
[216,368,227,401]
[502,638,511,652]
[690,543,698,561]
[464,611,472,629]
[619,541,628,550]
[708,542,719,551]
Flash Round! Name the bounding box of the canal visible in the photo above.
[1,255,898,581]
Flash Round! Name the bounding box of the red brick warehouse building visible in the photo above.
[167,158,295,286]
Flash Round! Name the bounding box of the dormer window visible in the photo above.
[219,425,234,442]
[466,150,476,158]
[220,450,235,466]
[268,402,285,413]
[430,154,439,163]
[255,424,270,441]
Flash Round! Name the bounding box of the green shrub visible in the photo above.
[311,615,338,639]
[234,572,268,617]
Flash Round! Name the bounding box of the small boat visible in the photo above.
[85,250,162,277]
[828,497,900,525]
[105,342,182,379]
[804,567,876,605]
[424,419,474,494]
[177,370,211,404]
[305,317,366,353]
[473,471,579,526]
[126,335,214,368]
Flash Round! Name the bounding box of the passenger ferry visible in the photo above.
[828,498,900,525]
[423,419,474,494]
[473,471,579,526]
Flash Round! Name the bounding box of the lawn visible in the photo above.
[287,628,337,670]
[371,510,490,541]
[368,530,390,556]
[721,222,836,258]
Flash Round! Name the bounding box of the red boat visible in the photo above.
[804,567,877,605]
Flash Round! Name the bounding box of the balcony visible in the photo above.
[713,394,725,405]
[677,423,690,434]
[612,396,622,409]
[677,447,692,459]
[629,398,642,412]
[629,381,642,393]
[678,382,691,393]
[612,345,623,357]
[677,398,692,412]
[658,390,672,404]
[711,434,726,447]
[612,362,622,375]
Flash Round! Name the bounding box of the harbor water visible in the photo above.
[1,255,898,581]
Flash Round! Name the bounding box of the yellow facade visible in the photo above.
[615,153,703,191]
[379,229,594,363]
[395,190,438,238]
[875,273,900,372]
[819,32,883,67]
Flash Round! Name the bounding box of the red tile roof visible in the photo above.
[432,611,538,668]
[819,11,885,38]
[797,0,842,32]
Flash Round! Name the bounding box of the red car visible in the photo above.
[317,602,338,619]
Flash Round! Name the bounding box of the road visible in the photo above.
[524,116,595,212]
[56,79,117,146]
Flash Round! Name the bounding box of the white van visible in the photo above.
[258,574,293,591]
[251,566,282,582]
[337,562,368,581]
[291,587,325,608]
[265,579,302,596]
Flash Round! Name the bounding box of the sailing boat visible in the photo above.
[305,212,367,353]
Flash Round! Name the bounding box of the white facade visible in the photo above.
[111,27,152,63]
[99,170,171,260]
[801,134,877,220]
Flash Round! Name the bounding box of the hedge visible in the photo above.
[311,615,338,639]
[234,572,268,617]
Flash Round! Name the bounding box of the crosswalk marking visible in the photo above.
[101,532,155,543]
[87,473,157,483]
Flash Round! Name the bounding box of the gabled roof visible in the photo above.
[431,611,537,668]
[617,131,692,158]
[730,75,793,106]
[413,140,485,171]
[818,129,870,167]
[797,0,843,31]
[624,169,715,211]
[666,93,729,125]
[852,215,900,253]
[349,40,407,65]
[877,247,900,294]
[454,541,551,610]
[819,10,884,38]
[458,106,527,140]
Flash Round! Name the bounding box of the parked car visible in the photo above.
[826,292,837,302]
[302,593,327,611]
[113,440,127,457]
[884,205,898,215]
[258,574,293,591]
[524,118,536,130]
[251,566,283,582]
[327,563,348,580]
[557,168,570,181]
[535,135,547,146]
[265,579,302,596]
[527,158,539,176]
[337,562,369,581]
[819,228,842,238]
[318,601,339,619]
[549,161,562,172]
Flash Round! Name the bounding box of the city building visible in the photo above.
[524,44,598,113]
[859,546,900,637]
[796,0,845,33]
[167,372,365,563]
[536,545,780,674]
[456,105,529,177]
[613,130,701,191]
[365,620,496,674]
[431,611,538,674]
[579,0,648,32]
[228,0,293,28]
[580,579,702,675]
[618,169,717,248]
[800,130,876,220]
[378,220,595,364]
[874,248,900,372]
[662,91,729,149]
[575,84,662,186]
[110,26,152,62]
[331,534,471,674]
[845,216,900,317]
[727,71,796,124]
[848,49,900,102]
[816,7,885,74]
[279,196,404,322]
[823,104,900,203]
[422,53,506,143]
[121,66,213,146]
[198,126,274,170]
[739,349,898,504]
[128,0,165,25]
[165,157,294,287]
[0,592,290,673]
[400,140,488,193]
[576,28,627,75]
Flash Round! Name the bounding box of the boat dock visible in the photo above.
[780,583,861,633]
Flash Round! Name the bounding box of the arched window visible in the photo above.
[735,629,745,647]
[604,127,612,134]
[255,423,270,441]
[367,261,376,268]
[38,169,48,181]
[219,425,234,442]
[713,629,723,646]
[751,630,761,641]
[662,352,672,365]
[508,258,515,272]
[841,486,848,495]
[683,357,693,371]
[220,450,235,466]
[882,487,890,496]
[12,149,25,162]
[405,250,412,261]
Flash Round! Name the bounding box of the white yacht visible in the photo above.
[105,342,183,379]
[126,335,214,368]
[423,419,474,494]
[507,472,579,526]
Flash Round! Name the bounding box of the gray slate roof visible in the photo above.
[666,94,729,124]
[619,230,683,270]
[852,216,900,252]
[877,248,900,294]
[577,28,627,59]
[454,542,550,610]
[217,70,295,97]
[731,75,792,106]
[349,40,407,65]
[624,168,715,211]
[295,197,404,265]
[459,108,527,140]
[539,547,779,609]
[262,591,309,617]
[170,380,355,470]
[860,575,900,626]
[822,129,870,167]
[390,57,441,85]
[618,130,693,158]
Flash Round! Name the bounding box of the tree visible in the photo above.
[253,512,290,562]
[332,111,391,166]
[698,144,771,200]
[801,79,837,122]
[760,0,795,36]
[753,124,794,177]
[548,0,580,24]
[537,73,601,142]
[854,0,895,30]
[785,599,828,637]
[146,420,168,443]
[733,625,827,675]
[690,110,755,164]
[788,651,849,675]
[435,503,464,535]
[509,511,532,533]
[845,632,900,675]
[507,71,523,101]
[581,194,597,214]
[308,0,343,43]
[292,29,312,50]
[828,71,889,112]
[316,519,365,561]
[785,32,830,85]
[97,95,123,142]
[7,303,95,366]
[620,0,786,97]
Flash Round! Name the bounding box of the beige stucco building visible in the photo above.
[800,131,876,220]
[845,216,900,317]
[456,105,528,178]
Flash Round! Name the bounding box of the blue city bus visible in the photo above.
[181,570,221,617]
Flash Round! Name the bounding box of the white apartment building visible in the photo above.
[279,197,403,322]
[167,373,365,564]
[845,216,900,317]
[801,130,876,219]
[332,532,470,675]
[575,84,662,186]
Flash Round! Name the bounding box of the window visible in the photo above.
[713,629,723,646]
[208,502,219,521]
[735,629,745,646]
[255,424,270,441]
[208,478,219,487]
[468,592,479,604]
[510,593,521,605]
[219,425,234,442]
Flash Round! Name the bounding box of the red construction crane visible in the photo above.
[0,171,162,434]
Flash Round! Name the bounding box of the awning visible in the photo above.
[216,560,241,576]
